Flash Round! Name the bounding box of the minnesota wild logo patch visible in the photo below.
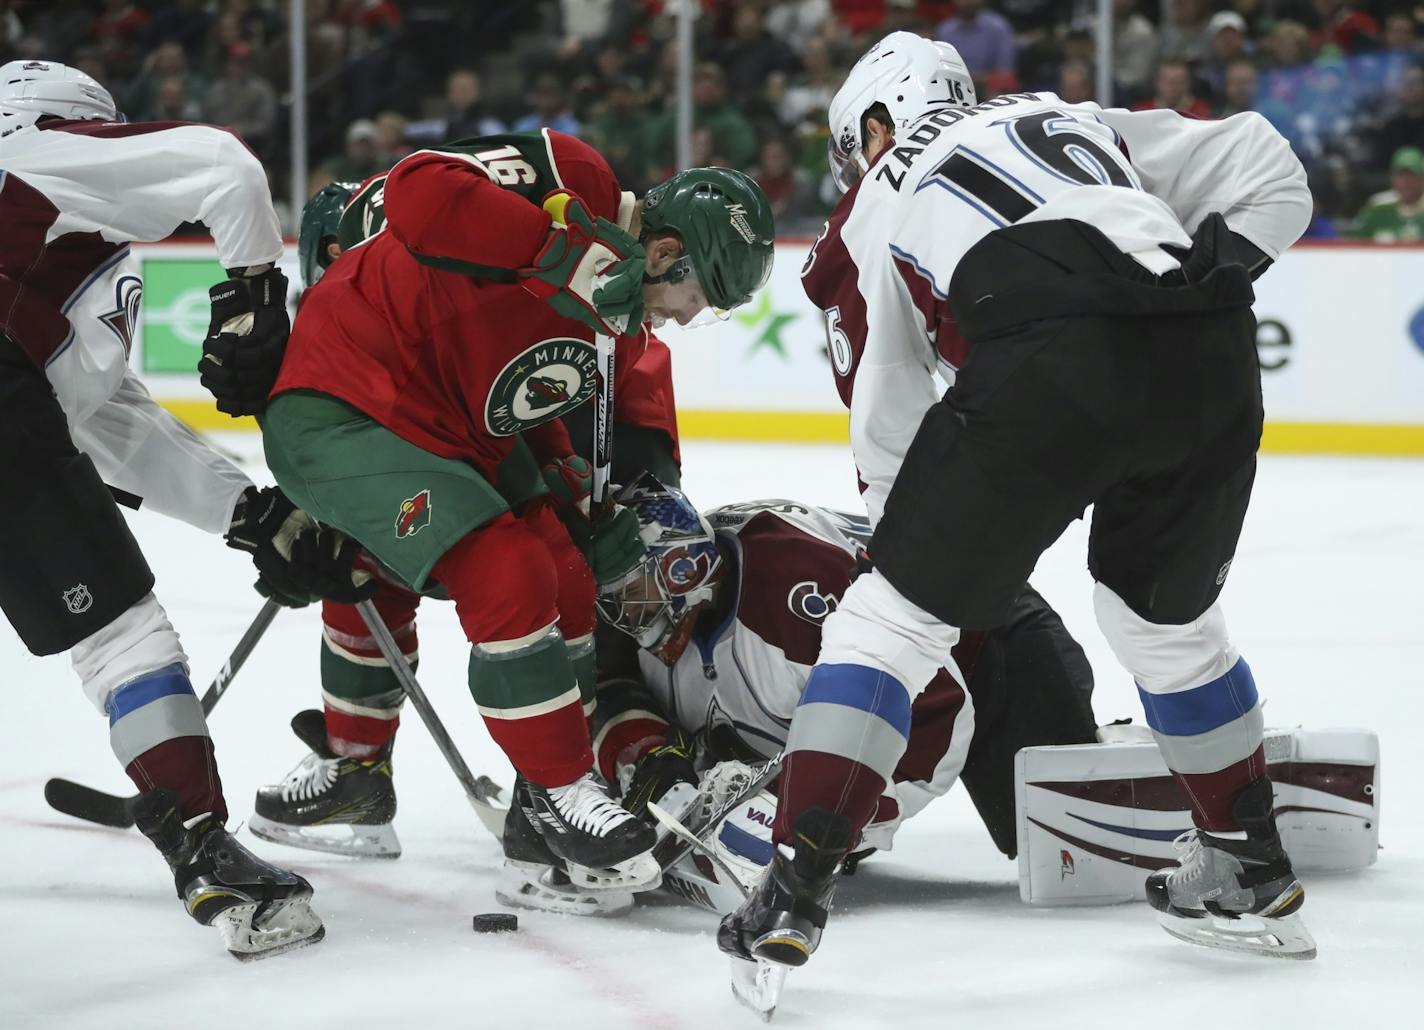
[396,488,432,538]
[486,337,597,436]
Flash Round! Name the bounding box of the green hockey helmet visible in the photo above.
[640,167,775,315]
[298,180,358,288]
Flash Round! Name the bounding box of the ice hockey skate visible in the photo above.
[513,773,661,894]
[134,788,324,960]
[496,776,636,916]
[249,709,401,859]
[1146,778,1316,960]
[718,807,852,1020]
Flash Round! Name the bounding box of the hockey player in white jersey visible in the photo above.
[0,61,368,958]
[722,33,1317,994]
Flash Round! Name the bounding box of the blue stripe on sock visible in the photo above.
[107,664,194,726]
[1137,656,1258,737]
[799,663,912,739]
[718,820,776,867]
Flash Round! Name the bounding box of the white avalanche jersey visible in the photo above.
[801,93,1312,526]
[630,500,976,843]
[0,118,282,531]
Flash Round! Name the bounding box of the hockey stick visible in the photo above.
[592,332,615,509]
[43,597,283,829]
[354,598,510,841]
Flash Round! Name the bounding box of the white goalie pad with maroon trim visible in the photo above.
[1015,727,1379,906]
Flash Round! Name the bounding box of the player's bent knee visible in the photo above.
[433,514,560,644]
[1092,582,1238,694]
[70,592,186,714]
[818,570,961,692]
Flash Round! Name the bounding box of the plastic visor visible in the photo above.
[647,255,731,329]
[828,135,867,194]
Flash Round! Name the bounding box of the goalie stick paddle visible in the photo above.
[651,754,783,874]
[43,597,283,829]
[354,599,510,840]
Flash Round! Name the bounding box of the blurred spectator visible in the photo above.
[717,1,797,106]
[1216,59,1259,118]
[766,0,832,56]
[932,1,1017,89]
[645,62,758,177]
[327,118,383,181]
[1373,66,1424,168]
[203,42,276,155]
[92,0,150,79]
[1262,20,1312,73]
[374,110,411,165]
[1134,60,1211,119]
[691,125,724,167]
[1311,0,1379,55]
[1058,59,1094,105]
[1352,146,1424,242]
[151,74,202,122]
[777,36,839,128]
[752,136,817,231]
[1158,0,1212,64]
[586,76,653,193]
[144,0,212,61]
[407,68,506,143]
[129,41,207,122]
[547,0,636,65]
[1202,11,1251,100]
[513,73,582,135]
[1110,0,1159,98]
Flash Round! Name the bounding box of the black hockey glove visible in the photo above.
[201,266,291,417]
[225,486,375,608]
[621,729,698,818]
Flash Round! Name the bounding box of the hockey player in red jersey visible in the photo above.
[723,32,1316,1006]
[258,132,774,890]
[0,60,363,958]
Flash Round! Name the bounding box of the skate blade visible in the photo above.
[1158,908,1317,961]
[565,850,663,894]
[216,899,326,961]
[496,861,634,917]
[729,955,787,1022]
[248,813,401,859]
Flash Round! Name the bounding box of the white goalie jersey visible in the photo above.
[801,92,1311,525]
[0,117,283,531]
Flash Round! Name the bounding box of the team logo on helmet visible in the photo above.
[659,544,714,596]
[485,337,597,436]
[62,583,92,614]
[21,61,50,71]
[787,580,838,624]
[727,203,758,245]
[395,489,432,539]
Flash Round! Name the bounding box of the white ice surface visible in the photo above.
[3,440,1421,1029]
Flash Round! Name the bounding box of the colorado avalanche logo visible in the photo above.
[788,580,837,624]
[659,544,713,595]
[99,275,143,354]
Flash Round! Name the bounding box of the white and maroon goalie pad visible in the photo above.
[1015,728,1379,906]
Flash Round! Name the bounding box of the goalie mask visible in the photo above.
[596,474,722,664]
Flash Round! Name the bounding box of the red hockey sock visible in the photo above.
[771,749,886,848]
[125,736,227,823]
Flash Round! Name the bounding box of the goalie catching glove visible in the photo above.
[520,190,645,337]
[201,265,291,416]
[225,486,375,607]
[620,729,698,818]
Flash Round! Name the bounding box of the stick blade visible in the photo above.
[730,956,787,1022]
[44,778,136,829]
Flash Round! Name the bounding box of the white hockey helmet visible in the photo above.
[827,31,976,192]
[0,60,119,139]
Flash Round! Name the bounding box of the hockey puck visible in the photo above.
[472,913,518,934]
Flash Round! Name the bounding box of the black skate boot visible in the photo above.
[249,709,400,859]
[521,773,661,893]
[717,807,852,1019]
[134,788,324,960]
[495,778,635,917]
[1146,777,1315,960]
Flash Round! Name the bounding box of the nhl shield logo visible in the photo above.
[485,337,597,436]
[63,584,93,614]
[395,489,432,539]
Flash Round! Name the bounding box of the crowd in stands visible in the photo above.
[2,0,1421,239]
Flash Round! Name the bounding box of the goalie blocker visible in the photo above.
[1017,726,1379,905]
